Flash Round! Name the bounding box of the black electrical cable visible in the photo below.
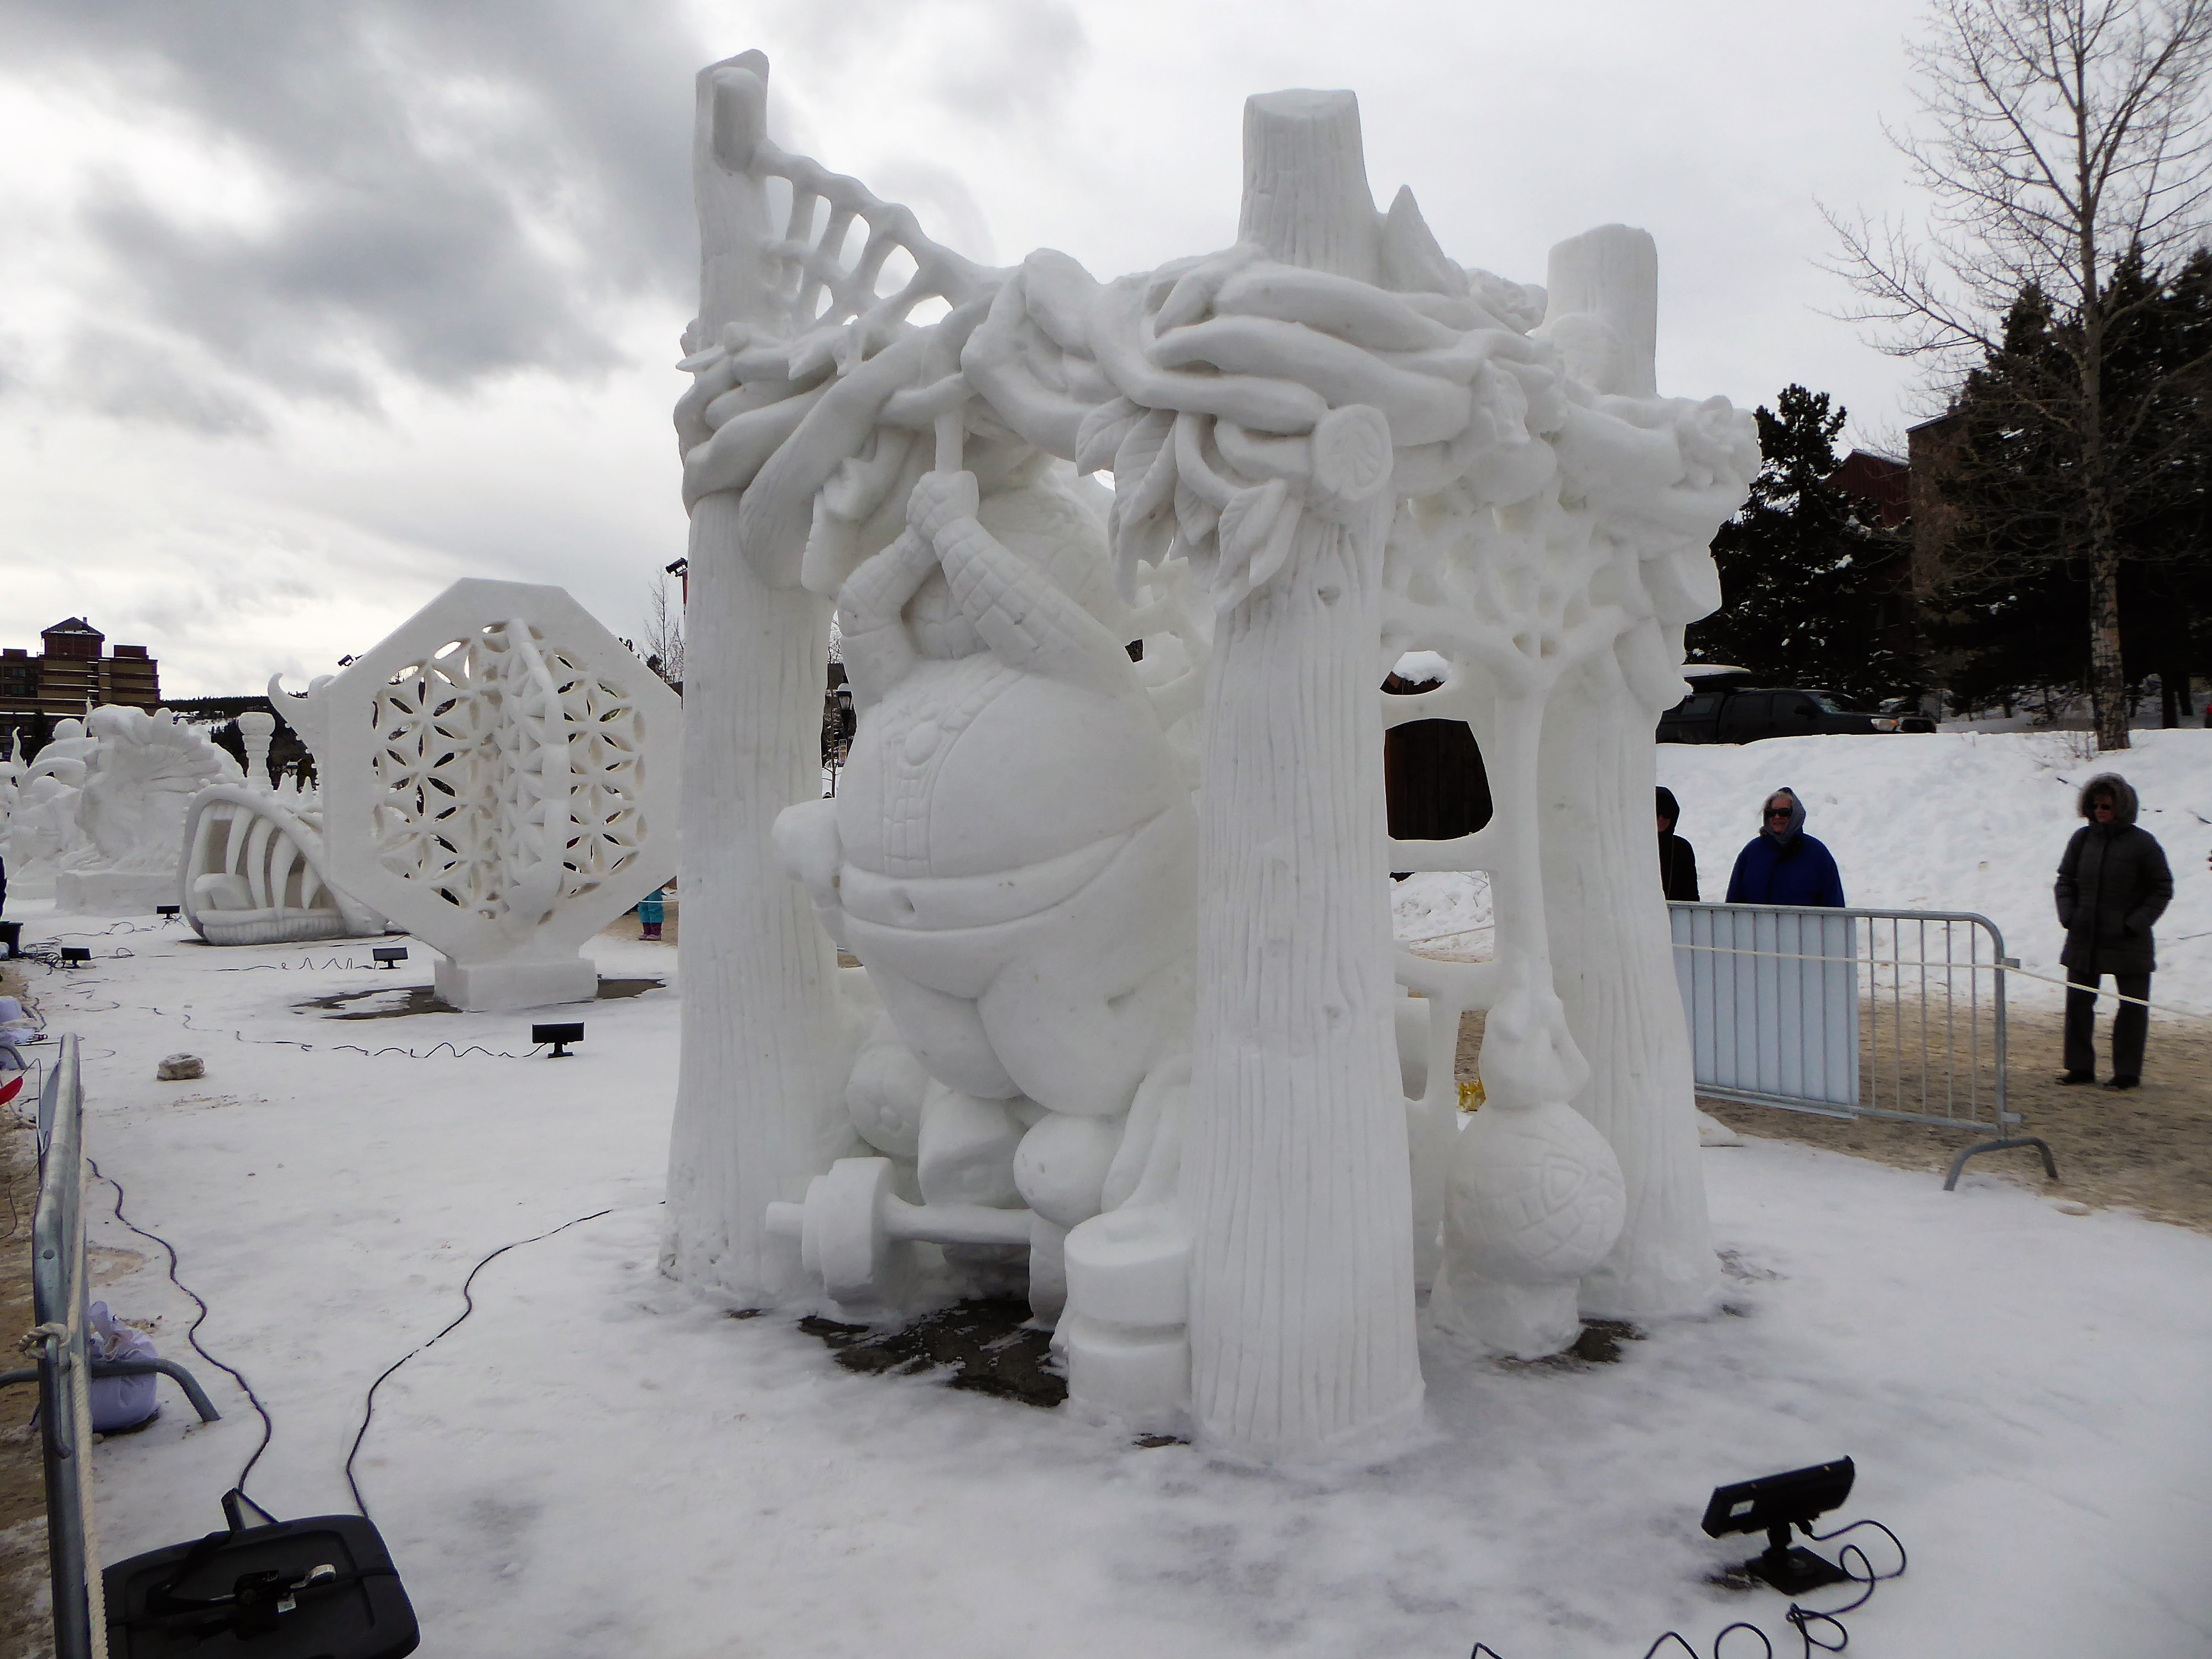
[1468,1518,1907,1659]
[85,1152,278,1497]
[342,1207,614,1521]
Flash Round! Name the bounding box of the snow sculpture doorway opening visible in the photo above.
[276,580,681,1013]
[666,55,1757,1464]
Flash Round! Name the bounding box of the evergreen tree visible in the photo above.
[1926,253,2211,724]
[1686,385,1912,705]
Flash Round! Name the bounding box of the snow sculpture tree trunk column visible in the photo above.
[663,53,849,1302]
[1184,90,1422,1463]
[1540,661,1710,1314]
[1531,226,1714,1318]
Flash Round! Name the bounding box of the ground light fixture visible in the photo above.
[1700,1457,1856,1593]
[60,947,91,967]
[371,947,407,969]
[155,904,180,918]
[0,921,19,958]
[533,1022,584,1058]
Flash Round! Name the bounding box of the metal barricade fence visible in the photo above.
[1668,904,2056,1191]
[2,1035,219,1659]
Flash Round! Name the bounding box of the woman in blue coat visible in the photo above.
[1725,787,1845,907]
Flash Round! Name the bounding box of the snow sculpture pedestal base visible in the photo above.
[56,870,179,916]
[1062,1207,1192,1435]
[435,954,598,1014]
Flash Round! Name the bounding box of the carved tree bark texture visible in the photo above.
[1187,513,1422,1459]
[663,54,849,1301]
[1186,90,1421,1462]
[1537,667,1712,1315]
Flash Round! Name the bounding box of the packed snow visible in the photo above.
[5,889,2206,1658]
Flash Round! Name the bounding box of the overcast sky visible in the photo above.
[0,0,1944,696]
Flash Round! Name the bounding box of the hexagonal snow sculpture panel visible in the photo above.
[288,580,681,1011]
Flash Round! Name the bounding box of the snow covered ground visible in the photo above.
[6,906,2208,1658]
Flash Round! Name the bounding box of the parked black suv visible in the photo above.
[1658,669,1928,743]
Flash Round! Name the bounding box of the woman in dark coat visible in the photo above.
[1656,787,1698,902]
[1724,786,1845,907]
[2054,773,2173,1089]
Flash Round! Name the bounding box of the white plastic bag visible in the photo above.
[87,1301,160,1433]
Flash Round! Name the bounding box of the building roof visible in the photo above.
[41,617,104,639]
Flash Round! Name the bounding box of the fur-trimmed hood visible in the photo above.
[2076,773,2139,827]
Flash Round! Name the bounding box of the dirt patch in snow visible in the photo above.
[796,1300,1066,1408]
[1448,1003,2212,1233]
[1699,1007,2212,1232]
[295,978,664,1019]
[1,1020,53,1659]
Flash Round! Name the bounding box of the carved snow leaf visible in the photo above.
[1109,409,1180,596]
[1212,476,1293,608]
[1076,396,1146,476]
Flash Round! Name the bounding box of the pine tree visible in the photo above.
[1926,253,2210,724]
[1686,385,1912,705]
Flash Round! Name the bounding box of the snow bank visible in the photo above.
[1658,729,2212,1011]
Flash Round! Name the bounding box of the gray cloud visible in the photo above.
[66,328,271,436]
[2,1,713,411]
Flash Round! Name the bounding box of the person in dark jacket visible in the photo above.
[1724,786,1845,907]
[2054,773,2172,1089]
[1656,786,1699,902]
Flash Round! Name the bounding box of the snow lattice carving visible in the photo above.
[281,580,681,1011]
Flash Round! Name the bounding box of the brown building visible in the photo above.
[1828,448,1926,682]
[1,618,161,756]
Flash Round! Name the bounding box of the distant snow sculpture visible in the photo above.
[181,712,387,946]
[667,54,1755,1462]
[54,707,241,915]
[276,580,681,1011]
[0,719,98,900]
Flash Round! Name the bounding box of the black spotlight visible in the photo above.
[155,904,181,919]
[60,947,91,967]
[0,921,19,959]
[533,1021,584,1058]
[372,946,408,969]
[1702,1458,1856,1594]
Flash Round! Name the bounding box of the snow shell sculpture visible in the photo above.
[181,712,387,946]
[55,707,241,915]
[665,53,1756,1464]
[275,580,681,1012]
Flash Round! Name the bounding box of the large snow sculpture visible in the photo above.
[666,55,1755,1462]
[181,712,387,946]
[55,707,241,915]
[276,580,680,1011]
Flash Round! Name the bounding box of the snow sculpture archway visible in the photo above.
[181,713,387,946]
[278,580,681,1011]
[668,56,1756,1463]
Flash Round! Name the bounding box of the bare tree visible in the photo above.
[1827,0,2212,749]
[643,572,684,690]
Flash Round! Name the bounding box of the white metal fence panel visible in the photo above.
[1671,904,1859,1112]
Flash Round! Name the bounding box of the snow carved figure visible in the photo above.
[55,707,241,915]
[276,580,681,1011]
[667,55,1756,1461]
[0,719,98,900]
[181,711,388,946]
[773,463,1197,1321]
